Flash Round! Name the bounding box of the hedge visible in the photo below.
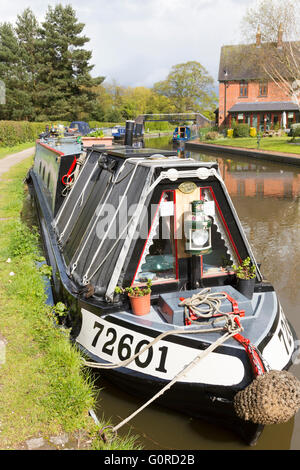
[0,121,49,147]
[0,119,175,147]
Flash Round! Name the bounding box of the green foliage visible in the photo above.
[144,121,173,131]
[53,301,68,317]
[153,61,217,117]
[0,6,100,122]
[232,257,256,279]
[88,130,104,137]
[290,123,300,140]
[0,8,216,125]
[0,121,47,147]
[38,263,52,279]
[115,279,152,297]
[9,220,38,257]
[233,123,250,138]
[205,131,221,140]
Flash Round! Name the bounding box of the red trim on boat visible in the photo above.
[38,140,65,156]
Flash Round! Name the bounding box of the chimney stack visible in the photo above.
[277,24,283,48]
[256,25,261,47]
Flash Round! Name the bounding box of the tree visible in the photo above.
[153,61,217,117]
[15,8,40,120]
[241,0,300,109]
[0,22,22,120]
[37,4,100,121]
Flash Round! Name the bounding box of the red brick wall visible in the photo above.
[218,81,291,127]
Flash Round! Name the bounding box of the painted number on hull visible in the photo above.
[92,321,168,373]
[278,312,293,355]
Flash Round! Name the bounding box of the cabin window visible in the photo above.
[199,187,240,277]
[259,82,268,97]
[47,172,50,189]
[39,161,42,174]
[133,191,178,285]
[239,82,248,97]
[179,127,186,138]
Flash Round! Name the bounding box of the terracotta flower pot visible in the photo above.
[128,293,151,316]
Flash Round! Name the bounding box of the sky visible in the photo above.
[1,0,254,88]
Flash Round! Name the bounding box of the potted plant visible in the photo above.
[115,279,152,316]
[232,257,256,299]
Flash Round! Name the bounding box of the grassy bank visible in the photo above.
[0,156,140,450]
[203,136,300,155]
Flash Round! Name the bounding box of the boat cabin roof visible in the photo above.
[52,146,258,302]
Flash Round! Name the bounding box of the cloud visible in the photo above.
[1,0,253,87]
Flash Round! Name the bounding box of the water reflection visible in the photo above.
[203,156,300,200]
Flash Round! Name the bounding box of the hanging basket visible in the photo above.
[128,293,151,316]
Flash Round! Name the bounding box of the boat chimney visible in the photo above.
[256,25,261,47]
[135,123,143,137]
[124,120,135,146]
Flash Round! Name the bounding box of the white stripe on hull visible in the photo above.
[76,308,245,386]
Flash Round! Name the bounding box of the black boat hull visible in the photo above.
[26,150,297,447]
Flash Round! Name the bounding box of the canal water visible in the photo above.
[95,136,300,450]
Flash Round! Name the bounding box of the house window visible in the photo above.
[259,82,268,97]
[239,82,248,97]
[287,112,295,128]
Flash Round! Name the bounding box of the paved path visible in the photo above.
[0,146,35,177]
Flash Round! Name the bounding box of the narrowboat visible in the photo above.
[26,135,299,446]
[172,125,198,143]
[112,126,126,140]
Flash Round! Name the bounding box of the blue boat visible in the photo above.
[172,125,198,143]
[112,125,126,140]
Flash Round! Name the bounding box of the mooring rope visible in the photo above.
[98,326,242,439]
[81,289,244,439]
[82,322,227,370]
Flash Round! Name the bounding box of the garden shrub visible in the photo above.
[227,129,234,138]
[233,123,250,138]
[205,131,220,140]
[290,123,300,138]
[250,127,257,137]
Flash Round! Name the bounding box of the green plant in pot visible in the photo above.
[115,279,152,316]
[232,257,256,299]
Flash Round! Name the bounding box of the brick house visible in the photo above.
[217,28,300,131]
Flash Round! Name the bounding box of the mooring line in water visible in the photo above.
[109,328,240,436]
[83,319,242,441]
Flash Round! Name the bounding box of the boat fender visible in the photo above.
[234,369,300,425]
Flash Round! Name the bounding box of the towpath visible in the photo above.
[0,146,35,178]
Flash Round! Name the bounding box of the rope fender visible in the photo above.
[234,370,300,426]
